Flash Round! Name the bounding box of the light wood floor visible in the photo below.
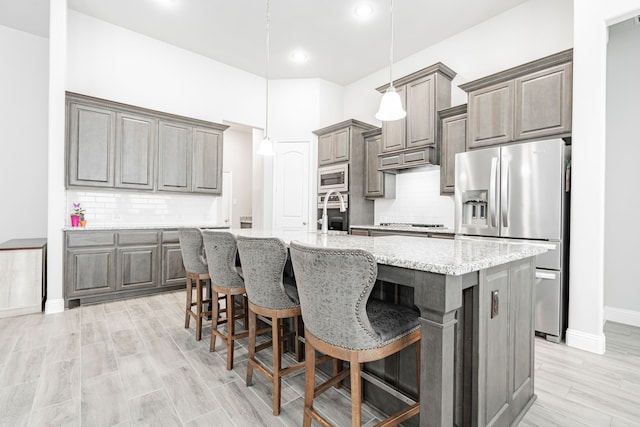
[0,290,638,426]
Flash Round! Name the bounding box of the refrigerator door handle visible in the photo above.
[502,157,510,228]
[489,157,498,227]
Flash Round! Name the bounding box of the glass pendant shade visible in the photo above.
[375,86,406,121]
[257,136,274,156]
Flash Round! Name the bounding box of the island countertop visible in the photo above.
[216,228,547,276]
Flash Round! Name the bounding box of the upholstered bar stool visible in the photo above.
[236,236,305,415]
[290,241,421,427]
[178,228,212,341]
[202,230,249,370]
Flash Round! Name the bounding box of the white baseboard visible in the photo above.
[604,306,640,328]
[45,298,65,314]
[565,328,606,354]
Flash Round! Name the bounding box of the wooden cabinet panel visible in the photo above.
[318,134,334,165]
[381,85,406,153]
[162,243,186,286]
[514,63,572,141]
[406,75,435,149]
[333,128,350,163]
[467,81,513,149]
[115,112,155,189]
[365,133,383,198]
[317,128,350,166]
[193,127,223,194]
[439,106,467,194]
[158,120,192,192]
[118,246,158,290]
[68,103,115,187]
[66,248,116,296]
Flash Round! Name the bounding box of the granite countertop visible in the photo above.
[62,224,229,231]
[0,238,47,250]
[216,228,546,276]
[350,224,455,234]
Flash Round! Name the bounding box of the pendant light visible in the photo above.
[257,0,274,156]
[375,0,406,121]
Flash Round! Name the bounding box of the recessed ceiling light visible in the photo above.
[290,51,308,63]
[354,3,374,19]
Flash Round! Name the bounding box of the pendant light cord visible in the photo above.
[389,0,394,87]
[265,0,270,138]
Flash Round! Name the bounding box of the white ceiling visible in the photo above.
[0,0,530,85]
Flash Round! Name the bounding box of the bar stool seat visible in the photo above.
[290,241,421,427]
[202,230,249,370]
[178,228,211,341]
[236,236,306,416]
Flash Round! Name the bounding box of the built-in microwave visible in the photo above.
[318,163,348,193]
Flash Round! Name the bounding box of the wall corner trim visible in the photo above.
[44,298,65,315]
[565,328,606,354]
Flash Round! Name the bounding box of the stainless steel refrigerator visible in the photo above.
[454,138,571,342]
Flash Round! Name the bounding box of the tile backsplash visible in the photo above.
[374,166,455,228]
[66,189,219,226]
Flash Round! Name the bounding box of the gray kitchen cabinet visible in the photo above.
[115,112,155,190]
[376,63,456,169]
[117,231,159,290]
[363,127,395,199]
[461,49,572,149]
[477,258,534,426]
[66,92,228,195]
[161,230,187,286]
[192,127,223,194]
[158,120,192,192]
[67,102,116,188]
[318,127,350,166]
[65,231,118,300]
[439,104,467,195]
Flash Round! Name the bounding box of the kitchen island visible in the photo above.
[218,229,546,427]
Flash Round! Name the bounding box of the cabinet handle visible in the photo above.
[491,290,499,319]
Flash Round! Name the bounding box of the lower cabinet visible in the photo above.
[65,229,187,307]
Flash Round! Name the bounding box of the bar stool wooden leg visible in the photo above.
[246,308,257,386]
[303,339,315,427]
[272,314,282,415]
[209,290,220,352]
[350,359,362,427]
[195,277,203,341]
[294,315,303,362]
[226,293,235,370]
[184,276,193,329]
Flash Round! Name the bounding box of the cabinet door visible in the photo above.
[467,81,513,149]
[365,134,384,197]
[115,112,155,190]
[68,103,116,187]
[162,244,186,286]
[514,63,572,141]
[318,134,334,165]
[158,120,192,192]
[440,113,467,194]
[381,86,406,153]
[117,245,158,290]
[66,248,116,297]
[407,75,436,149]
[333,128,350,163]
[193,127,223,194]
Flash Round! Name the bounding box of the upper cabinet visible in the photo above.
[363,127,395,199]
[318,127,350,166]
[438,104,467,195]
[66,93,227,195]
[376,63,457,170]
[460,49,572,150]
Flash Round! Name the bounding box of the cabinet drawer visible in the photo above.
[162,231,179,243]
[67,232,116,248]
[403,149,428,164]
[380,154,402,168]
[118,231,159,246]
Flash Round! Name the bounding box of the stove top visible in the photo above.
[378,223,445,228]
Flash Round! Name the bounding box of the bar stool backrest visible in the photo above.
[289,241,384,350]
[178,228,208,275]
[202,231,244,289]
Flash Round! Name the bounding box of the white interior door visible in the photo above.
[274,141,310,231]
[217,171,232,227]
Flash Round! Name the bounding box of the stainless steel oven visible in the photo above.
[317,193,349,209]
[318,163,348,193]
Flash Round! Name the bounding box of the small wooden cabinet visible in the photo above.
[439,104,467,195]
[376,63,456,169]
[66,92,227,195]
[318,127,350,166]
[461,49,572,150]
[363,127,395,199]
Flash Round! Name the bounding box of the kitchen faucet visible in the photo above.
[320,190,346,234]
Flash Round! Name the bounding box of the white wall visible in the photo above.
[604,19,640,327]
[223,125,253,229]
[0,25,49,244]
